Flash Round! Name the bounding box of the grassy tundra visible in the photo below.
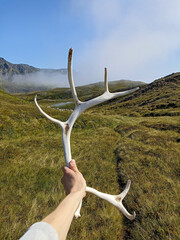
[0,73,180,239]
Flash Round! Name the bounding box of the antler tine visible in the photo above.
[81,86,139,112]
[104,67,109,92]
[34,95,64,127]
[67,48,139,112]
[111,86,139,99]
[86,184,136,220]
[116,180,136,220]
[119,204,136,220]
[68,48,81,107]
[119,180,131,200]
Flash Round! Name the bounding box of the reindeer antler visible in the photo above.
[34,48,138,220]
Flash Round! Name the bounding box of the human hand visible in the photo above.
[61,160,86,197]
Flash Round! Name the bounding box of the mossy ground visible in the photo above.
[0,84,180,240]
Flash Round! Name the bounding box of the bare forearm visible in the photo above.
[42,191,83,240]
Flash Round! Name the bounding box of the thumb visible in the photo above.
[69,159,79,173]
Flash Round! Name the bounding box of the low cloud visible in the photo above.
[12,70,69,88]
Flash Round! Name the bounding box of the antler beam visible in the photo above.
[34,48,138,220]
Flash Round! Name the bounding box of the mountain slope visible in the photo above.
[0,57,39,78]
[97,72,180,117]
[0,57,67,78]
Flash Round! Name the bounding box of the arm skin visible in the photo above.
[42,160,86,240]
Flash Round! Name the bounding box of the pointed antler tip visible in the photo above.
[104,67,108,75]
[128,211,136,220]
[75,213,81,219]
[127,179,131,184]
[68,48,73,61]
[125,180,131,190]
[130,211,136,220]
[69,48,73,54]
[133,87,139,92]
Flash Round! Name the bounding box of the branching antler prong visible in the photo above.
[119,180,131,200]
[74,200,82,219]
[119,203,136,220]
[104,67,109,92]
[86,182,136,220]
[68,48,81,107]
[34,95,64,128]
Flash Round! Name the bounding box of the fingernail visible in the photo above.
[71,159,75,165]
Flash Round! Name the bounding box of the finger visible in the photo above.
[69,159,79,173]
[63,166,72,174]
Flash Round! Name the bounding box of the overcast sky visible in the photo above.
[0,0,180,86]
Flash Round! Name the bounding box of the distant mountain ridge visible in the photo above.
[0,57,68,93]
[0,57,67,81]
[0,57,39,79]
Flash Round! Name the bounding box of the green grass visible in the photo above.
[0,74,180,240]
[114,117,180,239]
[0,91,124,239]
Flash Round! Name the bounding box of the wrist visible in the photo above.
[69,188,86,198]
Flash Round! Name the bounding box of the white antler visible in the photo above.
[86,180,136,220]
[34,48,138,220]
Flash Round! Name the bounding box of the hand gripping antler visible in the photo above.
[34,48,138,220]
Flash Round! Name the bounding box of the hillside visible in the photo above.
[95,72,180,117]
[0,73,180,239]
[15,79,145,102]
